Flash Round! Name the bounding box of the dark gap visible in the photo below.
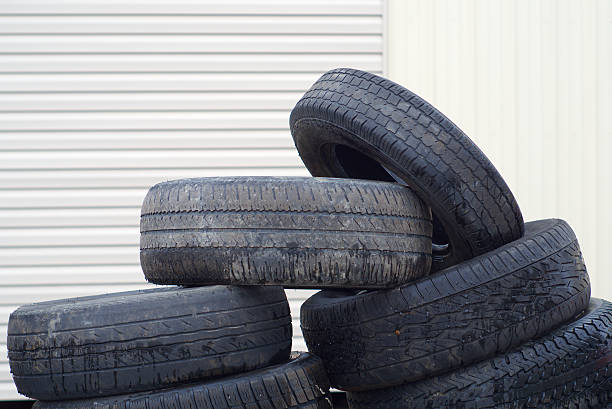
[0,401,34,409]
[334,144,395,182]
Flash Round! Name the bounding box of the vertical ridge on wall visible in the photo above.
[0,0,384,399]
[596,0,611,305]
[387,0,611,299]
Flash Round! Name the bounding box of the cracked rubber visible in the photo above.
[33,352,332,409]
[290,68,524,271]
[8,285,292,400]
[301,219,591,391]
[140,176,432,289]
[347,298,611,409]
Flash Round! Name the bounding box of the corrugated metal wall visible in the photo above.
[4,0,608,400]
[0,0,384,399]
[387,0,612,300]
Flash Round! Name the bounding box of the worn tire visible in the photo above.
[140,176,432,288]
[8,286,292,400]
[33,352,332,409]
[290,68,524,271]
[347,298,612,409]
[301,219,590,391]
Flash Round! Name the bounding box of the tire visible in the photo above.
[290,68,524,271]
[8,285,292,400]
[347,298,612,409]
[140,176,432,289]
[300,219,591,391]
[33,352,332,409]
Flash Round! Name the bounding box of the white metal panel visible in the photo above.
[0,1,382,15]
[0,16,382,34]
[0,54,382,73]
[0,247,140,266]
[0,0,384,398]
[0,266,144,285]
[0,112,289,131]
[0,189,148,208]
[0,93,303,111]
[0,168,310,189]
[0,366,10,384]
[0,35,381,53]
[1,227,139,247]
[0,313,10,326]
[0,73,322,92]
[0,130,296,149]
[0,149,302,168]
[387,0,611,300]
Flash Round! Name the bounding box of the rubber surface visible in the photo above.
[140,176,432,288]
[33,352,332,409]
[301,219,591,391]
[8,286,292,400]
[290,68,524,271]
[347,298,612,409]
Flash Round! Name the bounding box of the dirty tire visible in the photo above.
[33,352,332,409]
[301,219,591,391]
[347,298,612,409]
[8,286,292,400]
[290,68,524,271]
[140,176,432,289]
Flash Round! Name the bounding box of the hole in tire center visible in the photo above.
[333,143,451,257]
[333,144,395,182]
[431,213,450,256]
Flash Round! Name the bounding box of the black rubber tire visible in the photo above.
[33,352,332,409]
[290,68,524,272]
[301,219,591,391]
[8,285,292,400]
[140,176,432,289]
[347,298,612,409]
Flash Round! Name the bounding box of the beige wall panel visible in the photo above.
[387,0,612,299]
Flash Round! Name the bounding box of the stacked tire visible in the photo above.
[9,286,330,408]
[290,69,610,408]
[6,68,610,409]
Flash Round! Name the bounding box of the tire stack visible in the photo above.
[5,68,611,409]
[9,286,330,408]
[290,69,611,408]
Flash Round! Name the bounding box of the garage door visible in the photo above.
[0,0,385,399]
